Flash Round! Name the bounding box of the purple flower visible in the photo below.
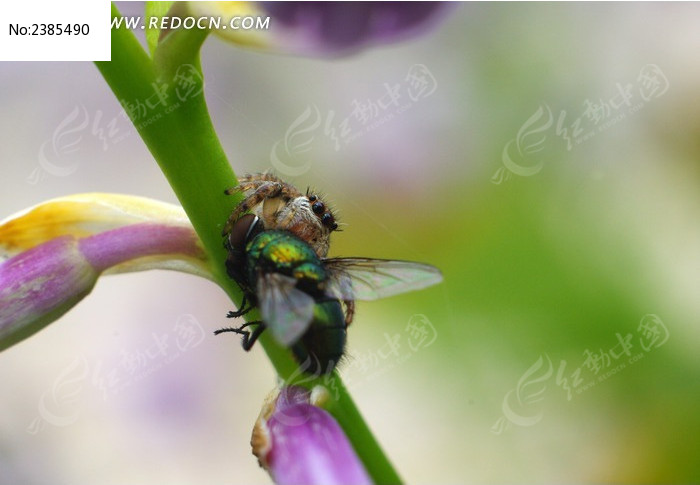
[187,1,455,57]
[0,194,211,351]
[253,387,372,485]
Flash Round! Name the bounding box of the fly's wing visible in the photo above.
[257,272,315,346]
[323,258,443,301]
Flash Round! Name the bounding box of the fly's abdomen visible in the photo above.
[291,300,346,375]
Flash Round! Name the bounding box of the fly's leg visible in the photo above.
[241,323,265,350]
[226,296,253,318]
[214,321,265,351]
[226,307,252,318]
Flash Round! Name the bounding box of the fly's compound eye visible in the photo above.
[312,201,325,214]
[228,214,261,250]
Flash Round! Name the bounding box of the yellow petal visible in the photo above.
[188,2,270,50]
[0,193,191,258]
[0,193,212,280]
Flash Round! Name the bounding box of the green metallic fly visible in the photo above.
[216,213,443,375]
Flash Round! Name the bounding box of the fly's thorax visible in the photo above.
[245,230,322,283]
[258,231,316,266]
[244,230,280,260]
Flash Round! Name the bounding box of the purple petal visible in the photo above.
[78,223,204,272]
[254,387,372,485]
[0,221,207,351]
[259,1,455,56]
[0,236,97,350]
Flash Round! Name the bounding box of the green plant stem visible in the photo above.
[96,4,401,483]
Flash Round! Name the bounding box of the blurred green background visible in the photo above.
[1,3,699,483]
